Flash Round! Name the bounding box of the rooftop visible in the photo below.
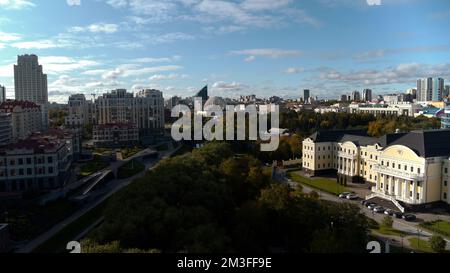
[308,129,450,158]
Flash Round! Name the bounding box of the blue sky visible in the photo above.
[1,0,450,103]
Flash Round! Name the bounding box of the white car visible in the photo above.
[339,192,351,198]
[346,194,358,200]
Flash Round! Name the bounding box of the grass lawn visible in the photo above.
[408,237,433,253]
[420,220,450,238]
[79,161,108,177]
[121,147,142,159]
[372,225,409,237]
[287,172,348,195]
[33,202,106,253]
[117,160,145,179]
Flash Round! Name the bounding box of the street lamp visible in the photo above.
[417,228,422,249]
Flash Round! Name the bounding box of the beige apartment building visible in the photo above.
[0,100,43,141]
[302,129,450,211]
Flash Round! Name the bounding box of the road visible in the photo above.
[15,145,180,253]
[286,180,450,251]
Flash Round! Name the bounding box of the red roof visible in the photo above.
[0,100,41,111]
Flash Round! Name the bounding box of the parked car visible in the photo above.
[373,206,386,213]
[346,194,358,200]
[339,192,351,198]
[367,203,377,210]
[361,200,368,206]
[402,214,416,221]
[392,211,403,219]
[384,209,394,216]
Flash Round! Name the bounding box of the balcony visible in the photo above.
[373,164,424,181]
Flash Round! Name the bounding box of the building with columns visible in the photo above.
[302,129,450,211]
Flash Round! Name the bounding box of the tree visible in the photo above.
[381,216,393,228]
[429,235,446,253]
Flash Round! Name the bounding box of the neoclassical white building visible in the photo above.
[302,129,450,211]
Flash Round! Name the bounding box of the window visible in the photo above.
[418,168,421,174]
[26,158,32,165]
[445,168,448,174]
[444,193,447,199]
[48,157,53,163]
[404,165,407,171]
[445,181,448,187]
[18,158,24,165]
[411,166,414,172]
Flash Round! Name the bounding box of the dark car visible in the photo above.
[361,200,368,206]
[392,211,403,219]
[402,214,416,221]
[367,203,377,210]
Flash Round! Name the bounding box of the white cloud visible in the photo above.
[366,0,381,6]
[67,0,81,6]
[230,48,302,61]
[101,65,183,80]
[11,40,58,49]
[0,0,35,10]
[0,31,21,41]
[69,23,118,34]
[284,67,304,74]
[39,56,100,74]
[212,81,246,91]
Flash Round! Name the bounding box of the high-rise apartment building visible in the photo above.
[303,89,310,103]
[14,54,49,129]
[65,94,95,128]
[94,89,165,143]
[432,78,444,101]
[352,90,361,101]
[417,77,444,102]
[362,89,372,102]
[0,100,42,141]
[0,85,5,103]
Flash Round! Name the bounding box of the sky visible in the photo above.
[1,0,450,103]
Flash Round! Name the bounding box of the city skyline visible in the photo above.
[0,0,450,103]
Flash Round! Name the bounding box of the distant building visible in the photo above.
[406,88,417,100]
[14,54,49,129]
[195,86,209,105]
[0,100,43,141]
[417,77,444,102]
[0,85,5,103]
[95,89,165,140]
[340,95,348,102]
[303,89,310,103]
[383,94,401,104]
[351,90,361,101]
[65,94,95,128]
[445,85,450,98]
[348,102,422,117]
[0,113,12,147]
[0,129,74,194]
[93,123,139,148]
[362,89,373,102]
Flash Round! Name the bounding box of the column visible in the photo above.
[412,180,417,204]
[403,180,409,199]
[387,176,395,195]
[376,173,380,191]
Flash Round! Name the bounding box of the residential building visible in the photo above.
[352,90,361,102]
[0,100,42,141]
[340,95,348,102]
[444,85,450,98]
[303,89,310,103]
[65,94,95,128]
[93,123,139,147]
[0,85,5,103]
[0,113,12,147]
[0,130,73,194]
[348,102,422,117]
[362,89,373,102]
[302,129,450,210]
[417,77,444,102]
[14,54,49,129]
